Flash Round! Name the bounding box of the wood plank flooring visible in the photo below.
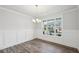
[0,39,78,53]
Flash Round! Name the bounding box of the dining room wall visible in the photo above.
[34,7,79,49]
[0,7,34,49]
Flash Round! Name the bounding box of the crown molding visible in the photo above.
[0,6,32,17]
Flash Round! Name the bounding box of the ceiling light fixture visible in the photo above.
[32,5,42,23]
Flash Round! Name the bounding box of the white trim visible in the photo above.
[0,6,32,17]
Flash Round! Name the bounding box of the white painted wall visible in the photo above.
[34,7,79,49]
[0,7,34,49]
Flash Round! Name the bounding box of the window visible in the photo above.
[43,17,63,37]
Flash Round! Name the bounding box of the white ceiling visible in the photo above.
[0,5,77,17]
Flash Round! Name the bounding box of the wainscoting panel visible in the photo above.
[0,30,33,50]
[26,30,33,41]
[35,30,79,49]
[4,31,16,48]
[16,31,26,44]
[0,32,4,49]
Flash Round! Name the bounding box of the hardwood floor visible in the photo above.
[0,39,78,53]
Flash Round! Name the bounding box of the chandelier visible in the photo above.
[32,5,42,23]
